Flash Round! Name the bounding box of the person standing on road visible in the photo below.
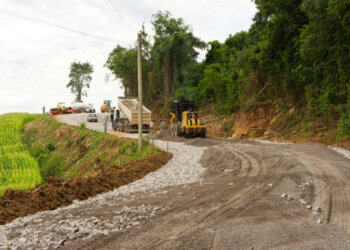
[103,120,108,133]
[150,120,154,133]
[42,106,45,114]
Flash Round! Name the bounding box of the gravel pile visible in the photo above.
[0,140,206,249]
[0,204,162,250]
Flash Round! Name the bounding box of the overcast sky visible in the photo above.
[0,0,257,114]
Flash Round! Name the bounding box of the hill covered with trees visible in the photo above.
[105,0,350,138]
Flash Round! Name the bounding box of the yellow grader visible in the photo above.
[169,100,206,138]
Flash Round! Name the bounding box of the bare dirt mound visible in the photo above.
[154,129,223,147]
[0,151,172,225]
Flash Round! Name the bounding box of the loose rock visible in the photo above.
[299,199,307,205]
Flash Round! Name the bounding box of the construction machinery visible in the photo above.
[111,97,151,133]
[169,100,206,138]
[100,100,112,113]
[50,102,74,115]
[71,102,89,113]
[86,103,96,113]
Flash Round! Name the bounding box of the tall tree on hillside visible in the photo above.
[66,61,94,102]
[151,11,206,105]
[105,25,152,103]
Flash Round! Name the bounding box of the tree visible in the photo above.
[105,46,138,97]
[151,11,206,105]
[105,25,152,103]
[105,12,205,107]
[66,61,94,102]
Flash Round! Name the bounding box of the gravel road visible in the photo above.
[1,113,350,249]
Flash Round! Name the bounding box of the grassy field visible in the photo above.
[0,113,41,194]
[0,113,161,195]
[23,115,160,180]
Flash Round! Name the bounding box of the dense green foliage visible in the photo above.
[0,113,41,194]
[106,3,350,136]
[22,116,159,181]
[105,12,206,106]
[66,61,94,102]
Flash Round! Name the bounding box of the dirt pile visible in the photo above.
[154,130,224,147]
[0,151,172,225]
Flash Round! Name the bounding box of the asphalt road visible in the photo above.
[57,113,112,132]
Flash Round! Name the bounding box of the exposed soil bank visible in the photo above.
[0,151,172,225]
[23,116,160,180]
[152,104,350,151]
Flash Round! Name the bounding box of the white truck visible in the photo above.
[71,102,89,113]
[111,97,151,133]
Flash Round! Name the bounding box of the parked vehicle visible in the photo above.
[100,100,112,113]
[50,102,73,115]
[111,97,151,133]
[71,102,89,113]
[87,113,98,122]
[86,103,96,113]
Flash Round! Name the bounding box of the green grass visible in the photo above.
[0,113,161,194]
[23,115,160,180]
[0,113,41,194]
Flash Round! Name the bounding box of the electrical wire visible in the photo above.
[0,8,132,46]
[107,0,138,34]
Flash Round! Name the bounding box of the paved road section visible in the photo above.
[57,113,113,132]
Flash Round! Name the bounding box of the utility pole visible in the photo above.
[137,33,143,151]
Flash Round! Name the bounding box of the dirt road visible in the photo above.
[2,114,350,249]
[62,135,350,249]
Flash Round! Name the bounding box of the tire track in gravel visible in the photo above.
[64,139,350,249]
[4,114,350,249]
[278,145,350,233]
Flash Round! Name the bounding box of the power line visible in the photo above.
[107,0,138,34]
[0,8,132,46]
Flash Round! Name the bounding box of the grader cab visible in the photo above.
[169,100,206,138]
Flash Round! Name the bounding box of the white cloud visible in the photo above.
[0,0,256,114]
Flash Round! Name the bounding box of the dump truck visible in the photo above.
[169,100,206,138]
[111,97,151,133]
[100,100,112,113]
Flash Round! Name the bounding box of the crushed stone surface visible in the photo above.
[1,114,350,249]
[0,139,206,249]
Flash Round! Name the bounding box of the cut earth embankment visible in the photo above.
[0,151,171,225]
[0,115,172,225]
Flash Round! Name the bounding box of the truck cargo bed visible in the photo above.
[118,98,151,125]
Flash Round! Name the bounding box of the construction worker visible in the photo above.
[103,120,108,133]
[42,106,45,114]
[150,120,154,132]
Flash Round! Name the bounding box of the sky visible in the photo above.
[0,0,257,114]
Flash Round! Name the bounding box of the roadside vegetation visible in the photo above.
[21,115,159,182]
[106,2,350,140]
[0,113,41,194]
[0,113,159,195]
